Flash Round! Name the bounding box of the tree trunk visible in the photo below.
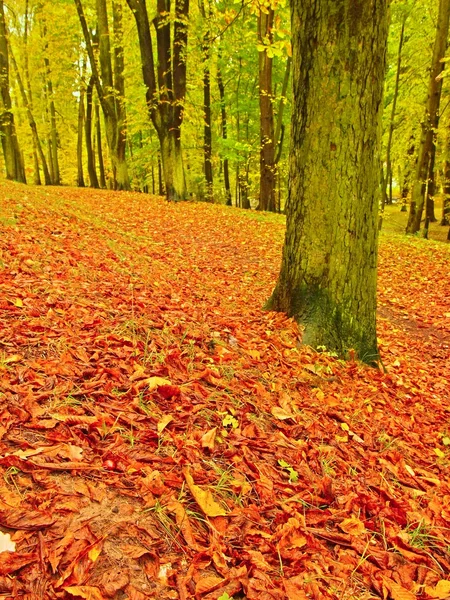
[77,88,85,188]
[159,130,186,202]
[0,0,26,183]
[383,19,405,215]
[41,24,61,185]
[95,103,106,188]
[257,8,276,212]
[200,0,213,202]
[74,0,129,191]
[266,0,389,363]
[406,0,450,234]
[24,0,41,185]
[442,128,450,226]
[85,76,99,188]
[10,46,51,185]
[217,61,231,206]
[401,137,415,212]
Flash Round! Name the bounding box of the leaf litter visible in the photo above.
[0,181,449,599]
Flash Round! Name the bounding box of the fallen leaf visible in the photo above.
[184,468,228,517]
[157,414,173,434]
[195,575,225,595]
[339,517,366,536]
[64,586,105,600]
[425,580,450,599]
[201,427,218,450]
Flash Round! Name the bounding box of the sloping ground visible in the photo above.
[0,181,449,600]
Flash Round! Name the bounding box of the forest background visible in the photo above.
[0,0,449,235]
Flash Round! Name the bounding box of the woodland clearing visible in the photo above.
[0,181,449,600]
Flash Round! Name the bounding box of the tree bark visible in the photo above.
[200,0,213,202]
[266,0,389,363]
[41,23,61,185]
[406,0,450,234]
[257,8,276,212]
[0,0,26,183]
[442,127,450,226]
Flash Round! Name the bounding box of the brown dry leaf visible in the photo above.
[183,468,228,517]
[339,516,366,536]
[246,550,272,571]
[64,586,105,600]
[201,427,218,450]
[0,508,54,530]
[425,580,450,599]
[0,552,37,575]
[195,575,225,595]
[157,414,173,434]
[383,577,417,600]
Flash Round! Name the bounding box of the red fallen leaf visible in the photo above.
[0,551,37,575]
[0,508,55,530]
[158,384,181,398]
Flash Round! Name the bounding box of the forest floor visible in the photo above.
[0,181,449,600]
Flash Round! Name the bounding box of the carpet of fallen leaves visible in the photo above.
[0,181,449,600]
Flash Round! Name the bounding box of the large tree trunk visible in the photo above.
[126,0,188,200]
[0,0,26,183]
[257,7,276,212]
[406,0,450,234]
[266,0,389,363]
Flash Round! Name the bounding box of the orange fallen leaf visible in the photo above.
[425,580,450,599]
[195,575,225,595]
[201,427,218,450]
[157,414,173,434]
[339,516,366,536]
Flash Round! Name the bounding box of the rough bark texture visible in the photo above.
[442,129,450,226]
[0,0,26,183]
[407,0,450,234]
[266,0,389,363]
[201,0,213,202]
[42,23,60,185]
[257,8,276,212]
[95,104,106,189]
[77,89,85,188]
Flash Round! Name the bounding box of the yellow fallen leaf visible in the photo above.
[339,516,366,536]
[434,448,445,459]
[201,427,217,450]
[13,298,23,308]
[157,414,173,434]
[271,406,296,420]
[4,354,23,364]
[341,422,350,431]
[184,468,228,517]
[64,586,105,600]
[144,376,172,391]
[87,540,103,563]
[247,349,261,360]
[425,580,450,599]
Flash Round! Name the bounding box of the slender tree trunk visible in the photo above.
[381,19,405,220]
[200,0,213,202]
[257,8,276,212]
[85,76,99,188]
[266,0,389,362]
[407,0,450,234]
[24,0,40,185]
[41,26,61,185]
[401,137,415,212]
[441,128,450,226]
[10,46,51,185]
[217,60,231,206]
[0,0,26,183]
[95,103,106,188]
[77,88,85,187]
